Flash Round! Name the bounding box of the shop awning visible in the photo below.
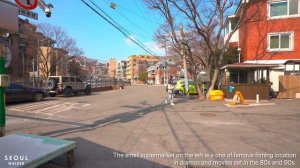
[221,63,279,69]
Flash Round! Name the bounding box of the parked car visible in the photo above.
[174,79,208,95]
[47,76,91,97]
[5,84,47,103]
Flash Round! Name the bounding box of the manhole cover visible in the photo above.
[77,101,88,103]
[200,113,216,117]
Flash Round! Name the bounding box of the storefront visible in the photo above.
[220,63,278,100]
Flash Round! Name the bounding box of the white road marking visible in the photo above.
[7,101,91,115]
[8,102,53,111]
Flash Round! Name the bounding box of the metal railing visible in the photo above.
[10,77,131,89]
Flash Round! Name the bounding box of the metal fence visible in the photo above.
[11,77,130,89]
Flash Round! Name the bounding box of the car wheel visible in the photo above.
[34,93,44,102]
[63,88,73,97]
[85,86,91,95]
[47,79,57,90]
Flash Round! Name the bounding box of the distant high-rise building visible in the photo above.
[116,60,127,80]
[126,55,160,81]
[109,58,117,78]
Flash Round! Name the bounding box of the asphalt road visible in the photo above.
[4,86,300,168]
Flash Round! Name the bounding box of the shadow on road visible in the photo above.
[38,98,188,137]
[41,137,168,168]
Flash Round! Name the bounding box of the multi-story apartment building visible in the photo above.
[39,47,68,79]
[116,60,127,80]
[7,18,40,81]
[108,58,117,78]
[225,0,300,92]
[147,56,179,85]
[126,55,160,80]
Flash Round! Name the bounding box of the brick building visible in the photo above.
[8,18,39,82]
[126,55,160,81]
[225,0,300,91]
[108,58,117,78]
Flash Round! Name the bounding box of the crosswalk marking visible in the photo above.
[7,101,90,115]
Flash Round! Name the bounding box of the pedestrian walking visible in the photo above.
[165,78,176,105]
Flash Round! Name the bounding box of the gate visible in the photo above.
[278,75,300,99]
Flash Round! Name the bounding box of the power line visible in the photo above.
[108,4,154,38]
[100,0,155,39]
[87,0,128,34]
[87,0,155,55]
[81,0,156,56]
[103,0,161,25]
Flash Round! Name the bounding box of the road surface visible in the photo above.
[4,86,300,168]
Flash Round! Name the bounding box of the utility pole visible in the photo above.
[163,58,166,85]
[37,37,40,88]
[32,57,35,87]
[165,40,169,84]
[179,23,189,95]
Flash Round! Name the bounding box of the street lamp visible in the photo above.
[237,48,241,63]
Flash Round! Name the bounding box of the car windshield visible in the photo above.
[188,81,195,85]
[48,77,59,82]
[7,84,23,89]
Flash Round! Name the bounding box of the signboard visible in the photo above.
[18,8,38,20]
[15,0,38,10]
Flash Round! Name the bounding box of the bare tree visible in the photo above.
[145,0,261,99]
[36,23,84,56]
[68,60,82,76]
[146,1,207,99]
[38,46,55,79]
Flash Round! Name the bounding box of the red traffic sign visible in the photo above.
[15,0,38,10]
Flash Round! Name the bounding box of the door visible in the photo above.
[6,84,28,102]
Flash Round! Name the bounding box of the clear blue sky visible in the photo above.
[28,0,165,62]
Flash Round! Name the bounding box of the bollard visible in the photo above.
[256,94,260,103]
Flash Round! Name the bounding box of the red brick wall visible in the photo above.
[7,34,20,78]
[239,1,300,61]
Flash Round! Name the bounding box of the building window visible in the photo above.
[268,32,293,51]
[285,63,300,74]
[269,0,299,18]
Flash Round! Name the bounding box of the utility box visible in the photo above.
[0,75,10,87]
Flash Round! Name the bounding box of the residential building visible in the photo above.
[108,58,117,78]
[85,58,98,78]
[39,47,67,79]
[116,60,127,80]
[70,56,88,69]
[126,55,160,80]
[147,57,179,85]
[225,0,300,92]
[69,56,100,78]
[8,18,38,82]
[133,60,147,82]
[95,61,108,77]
